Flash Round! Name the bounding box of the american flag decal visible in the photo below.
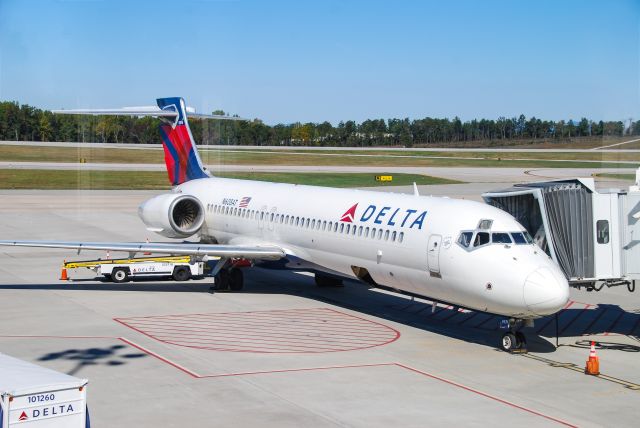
[239,196,252,208]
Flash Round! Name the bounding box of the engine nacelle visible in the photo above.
[138,193,205,239]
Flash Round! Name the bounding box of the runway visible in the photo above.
[0,190,638,427]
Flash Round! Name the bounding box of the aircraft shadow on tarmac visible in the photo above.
[2,270,639,354]
[37,344,148,376]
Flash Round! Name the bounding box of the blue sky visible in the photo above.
[0,0,638,124]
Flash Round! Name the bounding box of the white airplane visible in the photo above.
[0,97,569,352]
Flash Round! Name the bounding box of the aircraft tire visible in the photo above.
[215,269,230,290]
[515,332,527,349]
[173,267,191,282]
[229,269,244,291]
[500,333,517,352]
[112,268,130,284]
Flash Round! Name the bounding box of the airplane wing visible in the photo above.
[0,240,285,260]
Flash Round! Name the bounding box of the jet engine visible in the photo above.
[138,193,205,239]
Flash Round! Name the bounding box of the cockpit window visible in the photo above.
[477,219,493,230]
[457,232,473,248]
[510,232,534,245]
[474,232,490,247]
[492,232,512,244]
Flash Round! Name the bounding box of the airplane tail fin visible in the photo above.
[52,96,246,186]
[156,97,209,186]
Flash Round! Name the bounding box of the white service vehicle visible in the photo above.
[0,353,89,428]
[64,256,205,283]
[0,96,570,352]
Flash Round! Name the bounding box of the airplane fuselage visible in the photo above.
[170,177,569,319]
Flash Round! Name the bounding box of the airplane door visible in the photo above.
[427,234,442,275]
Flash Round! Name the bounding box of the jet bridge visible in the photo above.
[482,169,640,292]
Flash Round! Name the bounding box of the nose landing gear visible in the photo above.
[499,318,528,353]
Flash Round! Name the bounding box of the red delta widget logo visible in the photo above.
[340,203,427,229]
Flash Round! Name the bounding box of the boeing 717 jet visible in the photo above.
[0,97,570,352]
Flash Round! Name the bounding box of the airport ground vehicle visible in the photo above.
[0,353,89,427]
[64,256,204,283]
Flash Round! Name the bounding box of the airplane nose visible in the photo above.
[523,267,570,316]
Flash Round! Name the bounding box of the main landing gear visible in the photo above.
[500,318,529,353]
[209,258,249,292]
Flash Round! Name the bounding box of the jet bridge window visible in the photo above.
[596,220,609,244]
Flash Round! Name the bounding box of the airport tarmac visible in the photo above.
[0,190,639,427]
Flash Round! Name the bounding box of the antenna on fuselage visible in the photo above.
[413,182,420,196]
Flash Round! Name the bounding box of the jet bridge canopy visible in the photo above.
[484,179,594,280]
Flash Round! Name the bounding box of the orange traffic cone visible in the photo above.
[144,238,151,256]
[585,341,600,375]
[60,261,69,281]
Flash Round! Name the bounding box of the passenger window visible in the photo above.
[597,220,609,244]
[358,226,363,236]
[305,218,310,228]
[340,223,344,233]
[346,224,351,234]
[352,226,356,235]
[492,233,512,244]
[333,222,338,232]
[398,232,404,243]
[365,227,369,238]
[323,221,327,230]
[371,228,376,238]
[391,231,397,241]
[384,230,389,240]
[377,229,383,239]
[474,232,490,247]
[457,232,473,248]
[311,219,316,229]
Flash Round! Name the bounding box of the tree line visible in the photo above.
[0,100,637,147]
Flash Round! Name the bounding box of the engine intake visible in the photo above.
[138,193,205,239]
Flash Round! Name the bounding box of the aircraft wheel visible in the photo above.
[215,269,230,290]
[173,267,191,282]
[515,332,527,349]
[112,268,130,284]
[500,333,517,352]
[229,269,244,291]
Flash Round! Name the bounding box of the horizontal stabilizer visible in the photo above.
[52,106,246,121]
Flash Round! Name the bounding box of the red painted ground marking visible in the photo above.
[558,304,593,336]
[0,335,577,426]
[114,308,400,354]
[394,363,577,427]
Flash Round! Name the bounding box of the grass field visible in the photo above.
[1,144,639,168]
[0,170,461,190]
